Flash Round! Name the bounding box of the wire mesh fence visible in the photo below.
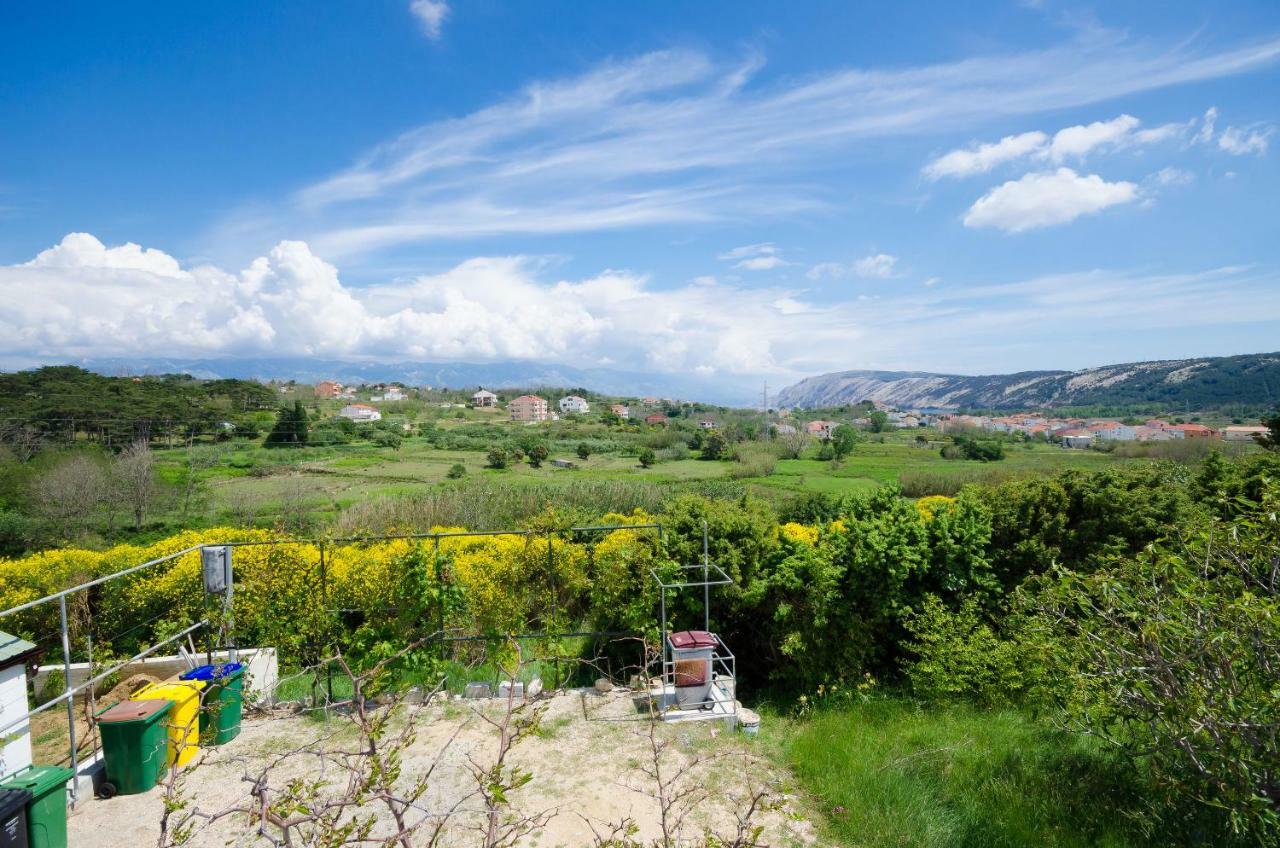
[0,521,668,804]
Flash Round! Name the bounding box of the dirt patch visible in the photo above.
[67,690,813,847]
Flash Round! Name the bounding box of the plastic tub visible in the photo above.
[95,698,172,795]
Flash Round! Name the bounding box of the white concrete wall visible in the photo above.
[0,663,32,779]
[33,647,279,706]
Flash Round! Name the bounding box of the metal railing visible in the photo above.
[0,544,212,807]
[0,521,669,804]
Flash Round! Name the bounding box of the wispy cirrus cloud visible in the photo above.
[1219,125,1272,155]
[807,253,899,280]
[409,0,449,40]
[211,32,1280,261]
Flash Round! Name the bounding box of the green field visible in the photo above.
[151,430,1138,529]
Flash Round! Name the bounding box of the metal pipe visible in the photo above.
[320,542,332,705]
[225,546,236,664]
[0,544,203,618]
[58,596,79,806]
[0,620,209,740]
[702,521,710,633]
[433,536,444,662]
[547,533,558,687]
[85,630,99,762]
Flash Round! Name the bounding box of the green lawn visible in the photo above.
[770,698,1221,848]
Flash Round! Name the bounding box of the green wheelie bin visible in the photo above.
[0,765,73,848]
[95,698,172,796]
[180,662,245,745]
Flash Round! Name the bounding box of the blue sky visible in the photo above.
[2,1,1278,388]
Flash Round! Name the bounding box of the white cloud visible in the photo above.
[853,253,898,278]
[925,111,1204,181]
[214,34,1280,258]
[1194,106,1218,144]
[1218,125,1271,155]
[923,276,941,287]
[7,234,1280,383]
[718,243,777,261]
[1150,166,1194,187]
[923,132,1047,180]
[1044,114,1140,161]
[805,254,898,280]
[963,168,1139,232]
[409,0,449,39]
[735,255,787,271]
[806,262,847,281]
[690,275,718,286]
[719,243,789,271]
[26,232,184,277]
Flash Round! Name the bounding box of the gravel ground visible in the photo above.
[67,688,813,847]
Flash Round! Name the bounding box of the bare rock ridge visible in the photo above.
[775,352,1280,410]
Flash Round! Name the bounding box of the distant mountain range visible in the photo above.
[775,352,1280,410]
[69,357,763,406]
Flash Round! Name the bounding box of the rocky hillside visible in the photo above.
[775,352,1280,410]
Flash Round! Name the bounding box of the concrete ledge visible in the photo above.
[34,647,278,704]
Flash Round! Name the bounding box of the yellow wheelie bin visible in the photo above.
[131,679,206,768]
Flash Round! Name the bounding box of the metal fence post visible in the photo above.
[547,531,559,688]
[433,535,444,661]
[702,520,710,632]
[320,541,333,706]
[58,595,79,806]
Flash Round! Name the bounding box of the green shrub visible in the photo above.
[1033,487,1280,841]
[904,596,1041,705]
[485,447,509,469]
[941,435,1005,461]
[446,463,467,479]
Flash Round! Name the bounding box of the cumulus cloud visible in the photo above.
[6,234,1280,381]
[925,112,1198,179]
[409,0,449,39]
[963,168,1139,232]
[1218,125,1271,155]
[0,233,848,376]
[26,232,184,277]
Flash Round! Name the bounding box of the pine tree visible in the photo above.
[265,401,308,446]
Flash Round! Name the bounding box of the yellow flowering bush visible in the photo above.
[779,522,820,545]
[916,495,957,521]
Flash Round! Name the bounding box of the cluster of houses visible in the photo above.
[317,380,408,403]
[939,414,1267,448]
[469,389,673,425]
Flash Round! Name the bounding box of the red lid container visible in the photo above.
[668,630,717,649]
[96,698,171,723]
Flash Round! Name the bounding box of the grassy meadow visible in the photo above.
[147,426,1134,531]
